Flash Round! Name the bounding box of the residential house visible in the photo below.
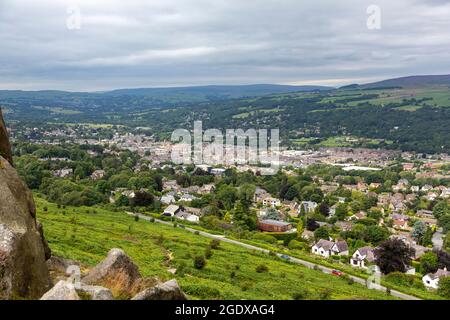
[311,239,349,258]
[163,205,182,217]
[180,193,196,202]
[175,211,200,223]
[211,168,226,176]
[163,180,179,192]
[350,246,376,269]
[426,192,439,201]
[301,230,314,240]
[52,168,73,178]
[90,169,106,180]
[257,219,292,233]
[348,211,366,221]
[423,268,450,289]
[393,219,409,230]
[160,194,176,205]
[262,197,281,208]
[299,201,318,214]
[335,221,354,232]
[254,187,270,203]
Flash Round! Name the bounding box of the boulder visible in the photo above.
[82,248,142,298]
[131,279,188,300]
[0,109,12,165]
[0,153,52,298]
[47,256,80,274]
[77,285,114,300]
[40,280,80,300]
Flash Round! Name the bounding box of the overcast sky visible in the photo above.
[1,0,450,91]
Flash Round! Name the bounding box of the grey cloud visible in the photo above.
[0,0,449,90]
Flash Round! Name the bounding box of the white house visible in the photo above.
[312,239,349,258]
[180,193,196,202]
[299,201,318,214]
[160,194,176,205]
[350,246,375,269]
[262,197,281,207]
[331,241,349,256]
[175,211,200,223]
[422,268,450,289]
[163,205,181,217]
[312,239,335,258]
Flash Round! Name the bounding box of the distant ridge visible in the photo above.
[104,84,333,98]
[348,74,450,89]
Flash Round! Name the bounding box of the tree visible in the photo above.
[363,225,389,245]
[238,183,256,208]
[335,203,348,221]
[194,255,206,269]
[130,191,154,207]
[438,215,450,233]
[375,239,415,274]
[284,185,299,201]
[314,226,329,241]
[216,184,238,210]
[421,227,433,247]
[438,277,450,299]
[433,201,449,219]
[232,201,257,230]
[412,221,426,241]
[419,251,438,274]
[306,218,320,231]
[116,194,129,207]
[265,208,281,221]
[318,202,330,217]
[435,250,450,270]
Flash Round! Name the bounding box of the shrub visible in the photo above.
[43,206,48,212]
[205,247,213,259]
[292,289,310,300]
[438,276,450,299]
[318,288,332,300]
[210,239,221,249]
[176,261,187,276]
[194,255,206,269]
[230,271,236,279]
[134,215,139,222]
[256,264,269,273]
[385,272,425,290]
[288,239,304,250]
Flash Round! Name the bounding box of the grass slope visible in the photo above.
[36,197,395,300]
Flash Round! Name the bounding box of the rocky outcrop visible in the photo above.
[0,109,12,165]
[0,110,52,299]
[77,285,114,300]
[40,280,80,300]
[131,279,187,300]
[82,248,142,298]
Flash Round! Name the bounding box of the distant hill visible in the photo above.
[104,84,333,98]
[354,74,450,89]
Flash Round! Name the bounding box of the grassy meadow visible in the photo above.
[35,196,396,300]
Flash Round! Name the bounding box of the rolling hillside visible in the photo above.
[36,197,395,300]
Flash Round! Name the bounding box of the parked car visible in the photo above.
[331,270,344,276]
[280,254,290,260]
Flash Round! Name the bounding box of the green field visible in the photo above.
[36,197,396,300]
